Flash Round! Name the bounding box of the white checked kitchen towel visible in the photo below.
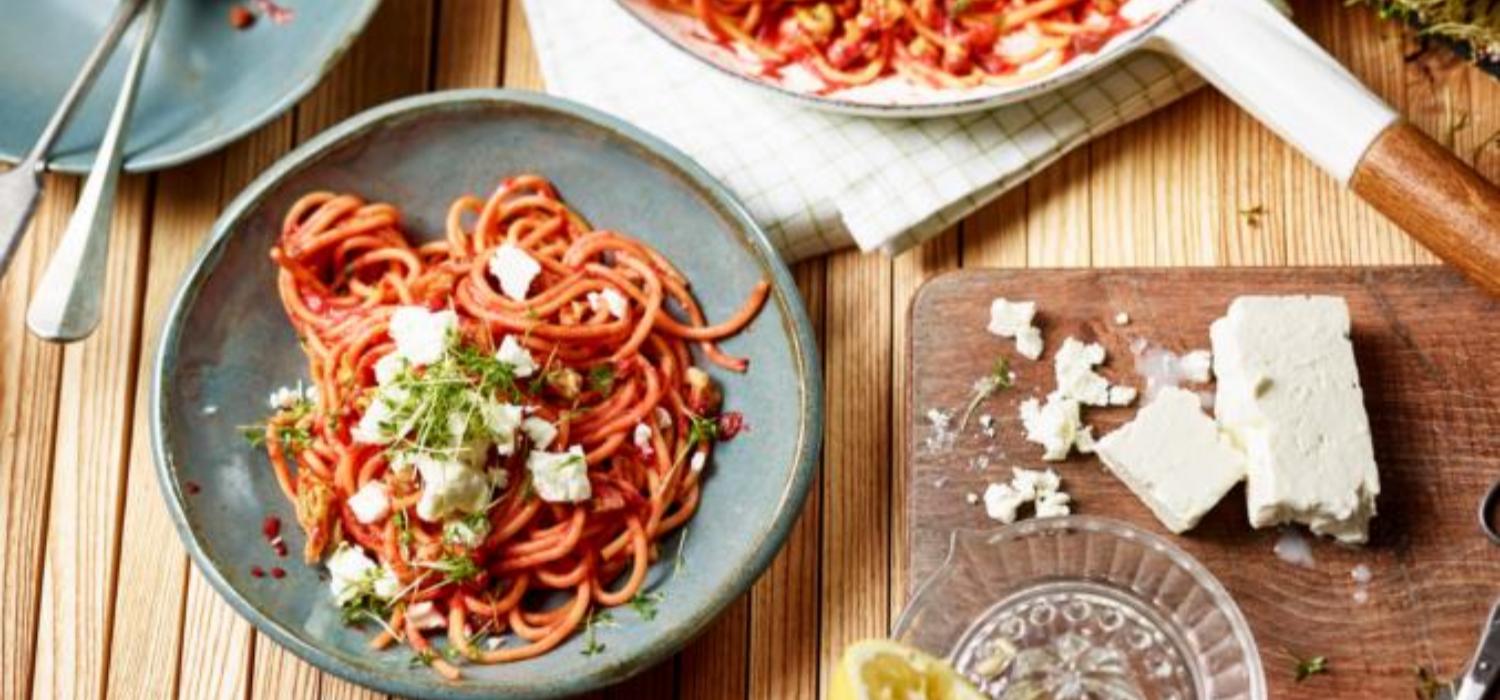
[522,0,1203,262]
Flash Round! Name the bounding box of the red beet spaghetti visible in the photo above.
[656,0,1147,91]
[244,174,768,677]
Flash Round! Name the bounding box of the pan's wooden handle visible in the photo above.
[1350,122,1500,296]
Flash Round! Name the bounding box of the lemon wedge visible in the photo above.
[829,639,987,700]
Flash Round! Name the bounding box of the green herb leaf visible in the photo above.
[587,364,616,395]
[688,415,719,447]
[629,592,664,621]
[1285,650,1329,682]
[240,424,268,448]
[422,553,483,585]
[409,650,435,668]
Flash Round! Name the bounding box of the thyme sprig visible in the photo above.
[959,357,1013,431]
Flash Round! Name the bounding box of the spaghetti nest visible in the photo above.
[252,174,768,677]
[657,0,1142,90]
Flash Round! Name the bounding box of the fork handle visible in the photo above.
[26,0,163,342]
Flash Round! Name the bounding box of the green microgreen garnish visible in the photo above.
[1285,649,1329,682]
[587,364,616,395]
[443,512,492,548]
[580,610,616,656]
[959,356,1013,431]
[629,592,665,621]
[409,650,435,668]
[421,553,483,585]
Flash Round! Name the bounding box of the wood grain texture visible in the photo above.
[1351,121,1500,295]
[906,267,1499,698]
[31,173,150,700]
[0,174,73,700]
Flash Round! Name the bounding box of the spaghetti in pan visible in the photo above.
[652,0,1150,91]
[243,174,769,678]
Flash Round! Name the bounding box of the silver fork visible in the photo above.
[0,0,145,280]
[27,0,165,342]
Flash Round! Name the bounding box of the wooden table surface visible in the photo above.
[2,2,1496,699]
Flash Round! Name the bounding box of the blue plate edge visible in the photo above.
[149,88,824,699]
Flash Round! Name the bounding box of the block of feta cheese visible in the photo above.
[1096,387,1246,533]
[1210,296,1380,543]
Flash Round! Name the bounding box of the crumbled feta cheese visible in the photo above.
[1074,426,1096,454]
[988,298,1044,360]
[587,288,629,320]
[1096,387,1246,533]
[1018,395,1082,461]
[983,482,1030,524]
[924,408,956,452]
[351,387,411,445]
[965,492,980,505]
[326,543,399,604]
[633,423,653,456]
[268,384,303,410]
[482,401,525,455]
[443,517,490,548]
[521,416,558,451]
[495,335,538,378]
[373,353,407,386]
[389,306,457,366]
[487,466,510,492]
[405,601,446,630]
[1107,385,1138,406]
[1211,296,1379,543]
[488,244,541,301]
[347,482,391,524]
[978,413,996,438]
[1034,491,1072,518]
[1053,337,1111,406]
[654,407,673,430]
[527,446,591,503]
[485,636,504,651]
[414,455,492,522]
[987,298,1037,337]
[1114,312,1131,326]
[1180,349,1213,384]
[1011,467,1061,498]
[689,451,707,474]
[1015,327,1044,360]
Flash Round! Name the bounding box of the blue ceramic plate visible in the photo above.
[152,90,822,698]
[0,0,379,173]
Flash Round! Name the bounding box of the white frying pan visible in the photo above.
[620,0,1500,295]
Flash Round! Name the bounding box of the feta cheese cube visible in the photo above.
[1011,467,1061,498]
[1211,296,1379,543]
[632,423,654,456]
[389,306,457,366]
[326,543,399,604]
[1015,327,1044,360]
[495,335,538,378]
[488,244,541,301]
[373,353,407,386]
[987,298,1036,337]
[405,601,446,630]
[1096,387,1246,533]
[414,455,492,522]
[527,446,591,503]
[268,384,303,410]
[521,416,558,451]
[983,482,1029,524]
[347,482,390,524]
[689,451,708,474]
[351,386,410,445]
[481,401,524,455]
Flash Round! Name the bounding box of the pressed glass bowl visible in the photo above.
[894,516,1265,700]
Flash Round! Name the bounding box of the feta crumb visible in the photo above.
[1011,467,1061,498]
[1180,349,1213,383]
[488,244,541,301]
[978,414,996,438]
[326,543,399,604]
[347,482,391,524]
[521,416,557,451]
[965,492,980,505]
[654,406,673,430]
[495,335,538,378]
[389,306,458,366]
[1074,426,1097,454]
[351,386,410,445]
[1053,337,1111,406]
[373,353,407,386]
[987,298,1036,337]
[1034,491,1072,518]
[1107,385,1138,406]
[527,446,591,503]
[924,408,956,452]
[414,454,492,522]
[202,404,219,416]
[405,601,446,630]
[268,384,303,410]
[485,636,504,650]
[1114,312,1131,326]
[1015,326,1044,360]
[633,423,654,456]
[482,402,525,455]
[689,451,708,474]
[587,288,629,320]
[1018,395,1082,461]
[983,482,1030,524]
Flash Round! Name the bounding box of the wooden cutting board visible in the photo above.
[905,267,1500,699]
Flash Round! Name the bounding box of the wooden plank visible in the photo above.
[503,0,542,88]
[748,259,824,700]
[103,155,223,700]
[679,596,749,699]
[435,0,505,88]
[888,235,958,619]
[961,189,1028,268]
[1024,151,1091,267]
[31,173,151,700]
[251,637,322,699]
[177,566,254,700]
[818,250,892,694]
[0,173,74,700]
[906,267,1500,699]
